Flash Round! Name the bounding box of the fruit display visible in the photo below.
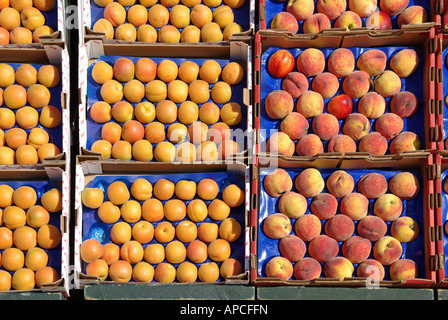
[0,0,58,45]
[84,55,247,162]
[261,0,429,34]
[87,0,252,43]
[257,45,425,156]
[78,171,246,284]
[0,62,63,165]
[0,180,63,291]
[256,164,426,282]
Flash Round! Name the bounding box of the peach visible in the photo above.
[262,213,292,239]
[373,236,403,266]
[310,193,338,220]
[342,113,370,141]
[220,258,242,279]
[334,10,362,30]
[165,240,187,264]
[264,90,294,121]
[143,243,165,265]
[312,112,340,141]
[295,168,324,198]
[311,72,339,99]
[158,25,181,43]
[103,2,126,27]
[359,132,388,155]
[342,71,371,98]
[308,235,339,263]
[293,257,322,280]
[356,49,387,77]
[190,4,213,28]
[316,0,346,20]
[323,257,354,280]
[198,262,219,282]
[296,132,323,155]
[270,12,298,34]
[373,70,402,98]
[197,222,219,243]
[279,234,306,262]
[348,0,377,18]
[147,4,169,28]
[267,49,295,79]
[303,13,331,34]
[177,261,198,283]
[380,0,408,16]
[219,217,242,242]
[176,220,197,243]
[325,214,355,241]
[265,256,293,280]
[186,240,208,263]
[286,0,314,21]
[328,48,355,78]
[188,79,210,104]
[296,48,325,78]
[366,11,392,30]
[389,172,420,200]
[358,92,386,119]
[357,259,385,280]
[389,259,418,281]
[391,216,420,243]
[390,91,418,119]
[280,112,309,142]
[389,131,421,154]
[374,193,403,221]
[397,6,427,27]
[278,191,307,219]
[390,49,419,78]
[180,25,201,43]
[342,235,371,264]
[154,262,176,283]
[296,91,324,119]
[281,72,308,99]
[263,168,293,198]
[358,172,388,199]
[326,170,355,198]
[266,132,295,156]
[92,18,114,39]
[327,95,353,120]
[294,214,322,242]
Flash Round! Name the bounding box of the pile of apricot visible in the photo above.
[0,0,56,45]
[92,0,246,43]
[0,62,62,165]
[88,56,245,162]
[80,176,245,283]
[0,183,62,291]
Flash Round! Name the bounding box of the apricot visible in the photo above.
[219,217,242,242]
[2,247,24,271]
[208,238,231,262]
[158,25,181,43]
[197,141,219,162]
[27,83,51,109]
[197,222,219,243]
[0,26,7,44]
[0,146,14,164]
[176,220,197,243]
[137,24,157,42]
[154,141,176,162]
[97,201,120,224]
[103,2,126,27]
[4,84,27,109]
[198,262,220,282]
[0,7,21,31]
[144,243,165,265]
[12,268,35,290]
[101,122,122,145]
[111,140,132,160]
[5,127,27,149]
[0,108,16,129]
[191,4,213,28]
[165,240,187,264]
[24,247,48,271]
[197,178,219,200]
[148,4,170,28]
[154,262,176,283]
[127,4,148,27]
[0,184,14,208]
[80,238,104,263]
[101,242,120,265]
[154,221,175,243]
[15,144,39,164]
[123,79,145,103]
[32,25,54,43]
[34,0,56,11]
[177,101,199,125]
[20,7,45,31]
[169,4,191,28]
[0,226,13,249]
[86,259,108,281]
[186,239,208,263]
[92,18,114,39]
[110,221,132,245]
[177,261,198,283]
[120,200,142,223]
[178,60,200,83]
[0,270,11,291]
[132,261,154,283]
[180,25,201,42]
[8,27,31,44]
[109,260,132,282]
[100,80,124,104]
[13,186,37,210]
[120,240,144,264]
[15,64,37,87]
[211,81,231,104]
[107,180,130,205]
[39,105,61,129]
[163,199,187,222]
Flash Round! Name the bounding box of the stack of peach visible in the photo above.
[0,0,56,44]
[261,168,421,281]
[0,63,62,165]
[265,46,421,156]
[92,0,245,43]
[80,177,245,283]
[271,0,427,33]
[0,184,62,291]
[88,56,244,162]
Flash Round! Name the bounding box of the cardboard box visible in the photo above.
[258,0,436,34]
[78,0,255,45]
[254,26,437,158]
[0,164,70,296]
[0,39,70,170]
[434,28,448,151]
[77,38,253,164]
[250,153,437,287]
[73,158,251,289]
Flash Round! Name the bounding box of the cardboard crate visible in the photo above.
[77,38,253,164]
[253,27,437,159]
[434,28,448,151]
[73,158,251,291]
[250,153,437,287]
[258,0,435,34]
[78,0,255,45]
[0,164,70,296]
[0,40,71,170]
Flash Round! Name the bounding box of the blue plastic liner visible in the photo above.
[257,167,425,280]
[0,180,62,279]
[90,0,252,37]
[86,55,248,156]
[82,171,246,282]
[259,45,425,154]
[0,62,63,154]
[263,0,430,33]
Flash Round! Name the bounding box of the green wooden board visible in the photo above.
[0,291,66,300]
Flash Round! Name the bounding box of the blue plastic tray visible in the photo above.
[259,45,425,154]
[82,171,246,282]
[257,167,425,280]
[86,55,248,157]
